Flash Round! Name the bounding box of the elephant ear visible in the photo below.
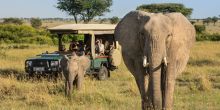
[115,11,151,56]
[60,55,69,67]
[78,56,91,71]
[164,13,196,74]
[165,13,195,49]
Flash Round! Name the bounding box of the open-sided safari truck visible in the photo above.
[25,24,121,80]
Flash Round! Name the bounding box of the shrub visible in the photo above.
[0,24,54,44]
[30,18,42,29]
[35,36,54,44]
[3,18,23,25]
[110,16,119,24]
[99,18,108,23]
[195,24,220,41]
[196,33,220,41]
[62,34,84,43]
[194,25,206,34]
[209,33,220,41]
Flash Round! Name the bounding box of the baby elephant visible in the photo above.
[61,52,90,97]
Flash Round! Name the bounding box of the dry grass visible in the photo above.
[0,42,220,109]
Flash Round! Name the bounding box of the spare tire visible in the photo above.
[98,66,108,80]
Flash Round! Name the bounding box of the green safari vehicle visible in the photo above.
[25,24,121,80]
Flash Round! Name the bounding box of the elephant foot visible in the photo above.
[142,100,154,110]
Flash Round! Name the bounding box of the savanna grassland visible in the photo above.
[0,41,220,110]
[0,20,220,110]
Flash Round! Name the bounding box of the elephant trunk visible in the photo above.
[145,40,167,109]
[149,52,163,109]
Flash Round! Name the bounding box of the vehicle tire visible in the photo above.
[28,72,34,79]
[98,66,108,80]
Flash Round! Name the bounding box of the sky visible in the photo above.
[0,0,220,19]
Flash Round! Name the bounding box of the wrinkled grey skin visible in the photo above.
[61,53,90,97]
[115,11,195,110]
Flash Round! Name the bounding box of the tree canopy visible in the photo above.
[212,16,218,25]
[203,17,218,25]
[57,0,112,23]
[136,3,193,17]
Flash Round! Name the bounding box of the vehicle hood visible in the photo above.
[26,54,63,61]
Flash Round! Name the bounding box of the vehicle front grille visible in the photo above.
[32,60,49,67]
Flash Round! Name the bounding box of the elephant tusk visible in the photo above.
[143,56,149,67]
[162,57,168,67]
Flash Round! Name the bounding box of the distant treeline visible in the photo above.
[0,18,78,22]
[0,18,220,45]
[0,17,121,24]
[0,17,219,21]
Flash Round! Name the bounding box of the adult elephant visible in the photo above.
[115,11,195,110]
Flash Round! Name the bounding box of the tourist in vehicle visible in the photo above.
[69,39,78,51]
[95,39,105,56]
[78,40,86,56]
[61,45,66,51]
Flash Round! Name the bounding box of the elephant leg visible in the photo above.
[65,81,69,96]
[68,80,73,97]
[133,59,151,110]
[76,72,84,90]
[163,62,176,110]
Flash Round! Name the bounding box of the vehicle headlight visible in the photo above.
[51,61,59,66]
[26,61,32,67]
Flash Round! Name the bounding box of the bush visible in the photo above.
[62,34,84,43]
[3,18,23,25]
[196,33,220,41]
[110,16,119,24]
[0,24,54,44]
[30,18,42,29]
[194,25,206,34]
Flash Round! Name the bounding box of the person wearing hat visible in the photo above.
[95,39,105,56]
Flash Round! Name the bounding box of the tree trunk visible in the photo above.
[73,15,78,24]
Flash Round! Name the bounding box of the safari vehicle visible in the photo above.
[25,24,121,80]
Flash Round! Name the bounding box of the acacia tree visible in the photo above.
[57,0,83,23]
[137,3,193,18]
[80,0,112,23]
[212,16,218,25]
[203,17,212,25]
[57,0,112,23]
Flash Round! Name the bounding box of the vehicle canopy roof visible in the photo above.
[48,24,116,35]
